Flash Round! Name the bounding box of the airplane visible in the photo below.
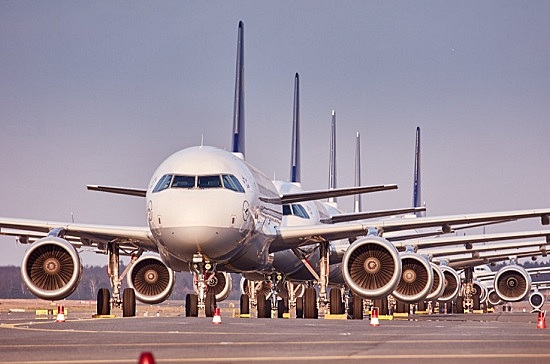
[2,21,550,319]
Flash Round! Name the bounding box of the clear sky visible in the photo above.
[1,1,549,266]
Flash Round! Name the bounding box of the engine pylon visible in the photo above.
[55,305,65,323]
[537,310,546,329]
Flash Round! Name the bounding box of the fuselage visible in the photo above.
[146,146,282,272]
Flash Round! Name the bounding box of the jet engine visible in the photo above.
[342,236,401,299]
[493,265,531,302]
[487,289,502,306]
[127,256,175,304]
[472,280,488,303]
[437,266,461,302]
[529,290,545,311]
[205,272,233,301]
[21,237,83,300]
[425,262,445,301]
[392,252,434,303]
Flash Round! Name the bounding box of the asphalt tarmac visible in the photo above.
[1,308,550,364]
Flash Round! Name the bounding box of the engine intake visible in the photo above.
[437,266,460,302]
[392,252,434,303]
[342,236,401,299]
[493,265,531,302]
[472,280,488,303]
[425,262,445,301]
[487,289,502,306]
[529,291,545,311]
[127,256,175,304]
[21,237,83,301]
[205,272,232,301]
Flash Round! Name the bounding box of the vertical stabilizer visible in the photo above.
[328,110,337,204]
[413,127,424,216]
[290,73,301,183]
[354,132,362,213]
[232,21,245,156]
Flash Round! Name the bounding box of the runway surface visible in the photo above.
[1,310,550,364]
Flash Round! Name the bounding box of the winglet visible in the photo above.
[290,73,301,183]
[231,21,245,156]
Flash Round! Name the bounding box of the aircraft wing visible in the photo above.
[87,185,147,197]
[320,207,426,224]
[271,209,550,252]
[0,217,157,252]
[261,184,397,204]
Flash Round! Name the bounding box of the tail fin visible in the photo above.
[412,127,424,216]
[328,110,337,204]
[231,21,245,156]
[290,73,301,183]
[354,132,362,213]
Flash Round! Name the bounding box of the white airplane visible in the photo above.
[2,21,550,319]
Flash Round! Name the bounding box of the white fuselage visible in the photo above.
[146,146,281,272]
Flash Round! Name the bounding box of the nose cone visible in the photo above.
[151,190,250,261]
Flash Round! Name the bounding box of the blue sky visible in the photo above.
[1,1,549,265]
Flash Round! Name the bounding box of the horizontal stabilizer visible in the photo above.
[261,184,398,204]
[87,185,146,197]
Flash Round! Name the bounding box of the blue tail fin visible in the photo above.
[231,21,245,156]
[412,127,424,216]
[290,73,301,183]
[354,132,362,213]
[328,110,337,203]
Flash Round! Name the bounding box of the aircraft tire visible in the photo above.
[277,297,288,318]
[257,293,269,318]
[329,288,344,314]
[240,294,250,315]
[205,291,216,317]
[185,294,198,317]
[456,296,464,313]
[304,287,317,319]
[395,300,409,314]
[97,288,110,316]
[296,297,304,318]
[122,288,136,317]
[352,295,363,320]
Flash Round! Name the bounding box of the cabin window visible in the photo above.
[153,174,173,193]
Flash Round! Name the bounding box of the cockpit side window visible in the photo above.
[197,175,222,189]
[153,174,173,193]
[222,174,245,193]
[292,204,310,219]
[282,204,292,216]
[171,175,196,188]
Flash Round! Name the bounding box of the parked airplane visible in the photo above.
[1,21,550,318]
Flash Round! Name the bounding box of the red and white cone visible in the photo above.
[55,305,65,323]
[537,310,546,329]
[212,308,222,324]
[138,352,155,364]
[370,307,380,326]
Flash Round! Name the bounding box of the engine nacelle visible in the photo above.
[425,262,445,301]
[487,289,502,306]
[529,290,545,311]
[437,266,460,302]
[127,256,175,304]
[493,264,531,302]
[392,252,434,303]
[472,280,488,303]
[342,236,401,299]
[21,237,83,301]
[205,272,232,302]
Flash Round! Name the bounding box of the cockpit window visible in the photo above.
[171,175,195,188]
[197,175,222,188]
[283,203,310,219]
[222,174,245,193]
[153,174,173,193]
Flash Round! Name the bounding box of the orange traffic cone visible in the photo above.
[55,305,65,323]
[138,352,155,364]
[370,307,380,326]
[537,310,546,329]
[212,308,222,324]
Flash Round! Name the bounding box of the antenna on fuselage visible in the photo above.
[231,21,245,157]
[328,110,337,206]
[354,132,362,213]
[290,73,301,185]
